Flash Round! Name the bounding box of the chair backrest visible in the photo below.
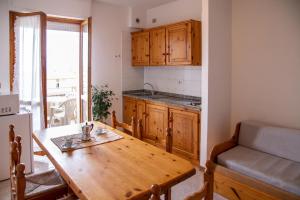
[60,98,77,123]
[166,128,172,153]
[111,111,136,137]
[9,125,26,200]
[238,121,300,162]
[149,184,161,200]
[137,119,143,140]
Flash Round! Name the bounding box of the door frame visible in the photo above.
[9,11,48,127]
[79,17,92,122]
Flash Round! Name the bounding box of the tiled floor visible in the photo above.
[0,156,226,200]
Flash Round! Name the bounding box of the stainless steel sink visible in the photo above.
[147,95,165,99]
[131,93,165,99]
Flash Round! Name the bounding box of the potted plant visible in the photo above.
[92,85,115,122]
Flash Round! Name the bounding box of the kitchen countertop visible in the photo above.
[123,90,201,111]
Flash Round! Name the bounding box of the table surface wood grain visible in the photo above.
[33,122,196,200]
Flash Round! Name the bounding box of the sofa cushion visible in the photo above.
[239,121,300,162]
[217,145,300,196]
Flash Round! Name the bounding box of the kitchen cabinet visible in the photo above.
[131,20,201,66]
[150,27,166,65]
[144,103,168,147]
[166,21,201,65]
[123,96,200,163]
[131,31,150,66]
[169,108,199,161]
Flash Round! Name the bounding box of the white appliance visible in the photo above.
[0,93,19,115]
[0,94,33,180]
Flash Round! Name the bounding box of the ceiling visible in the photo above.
[96,0,176,8]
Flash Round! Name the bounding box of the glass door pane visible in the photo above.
[46,21,80,127]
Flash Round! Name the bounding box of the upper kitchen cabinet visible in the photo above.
[131,31,150,66]
[131,20,201,67]
[166,21,201,65]
[150,27,166,66]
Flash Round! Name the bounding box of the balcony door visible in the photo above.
[46,17,91,127]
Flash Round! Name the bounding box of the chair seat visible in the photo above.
[217,145,300,196]
[25,169,67,199]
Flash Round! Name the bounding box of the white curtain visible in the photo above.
[13,15,45,131]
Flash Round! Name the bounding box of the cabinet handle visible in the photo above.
[145,54,150,57]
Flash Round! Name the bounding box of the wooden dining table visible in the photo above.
[33,122,196,200]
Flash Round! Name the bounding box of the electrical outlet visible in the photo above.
[177,80,183,85]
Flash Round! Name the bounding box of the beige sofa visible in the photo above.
[207,121,300,200]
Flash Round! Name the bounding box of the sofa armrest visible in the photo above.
[209,122,241,163]
[210,140,237,163]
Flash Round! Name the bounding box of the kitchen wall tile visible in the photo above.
[144,66,202,97]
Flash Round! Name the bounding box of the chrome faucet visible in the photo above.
[144,83,155,96]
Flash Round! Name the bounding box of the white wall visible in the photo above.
[92,1,145,121]
[143,0,202,97]
[128,5,147,28]
[200,0,232,165]
[0,0,9,93]
[231,0,300,130]
[11,0,91,19]
[144,67,201,97]
[146,0,202,28]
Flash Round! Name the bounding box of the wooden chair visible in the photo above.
[9,125,69,200]
[149,126,211,200]
[150,184,161,200]
[111,110,136,137]
[146,128,173,200]
[149,165,211,200]
[137,119,143,140]
[184,161,213,200]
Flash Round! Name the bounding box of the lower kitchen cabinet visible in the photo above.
[144,103,168,147]
[169,108,199,161]
[123,96,200,163]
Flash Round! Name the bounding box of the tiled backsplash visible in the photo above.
[144,66,202,97]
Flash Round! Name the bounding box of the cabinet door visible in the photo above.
[145,103,168,146]
[131,32,150,66]
[169,108,199,160]
[136,100,146,139]
[123,97,136,124]
[150,28,166,65]
[166,22,192,65]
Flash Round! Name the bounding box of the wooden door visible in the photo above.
[131,31,150,66]
[150,28,166,65]
[145,103,168,146]
[166,22,192,65]
[123,97,136,124]
[169,108,199,161]
[136,100,146,139]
